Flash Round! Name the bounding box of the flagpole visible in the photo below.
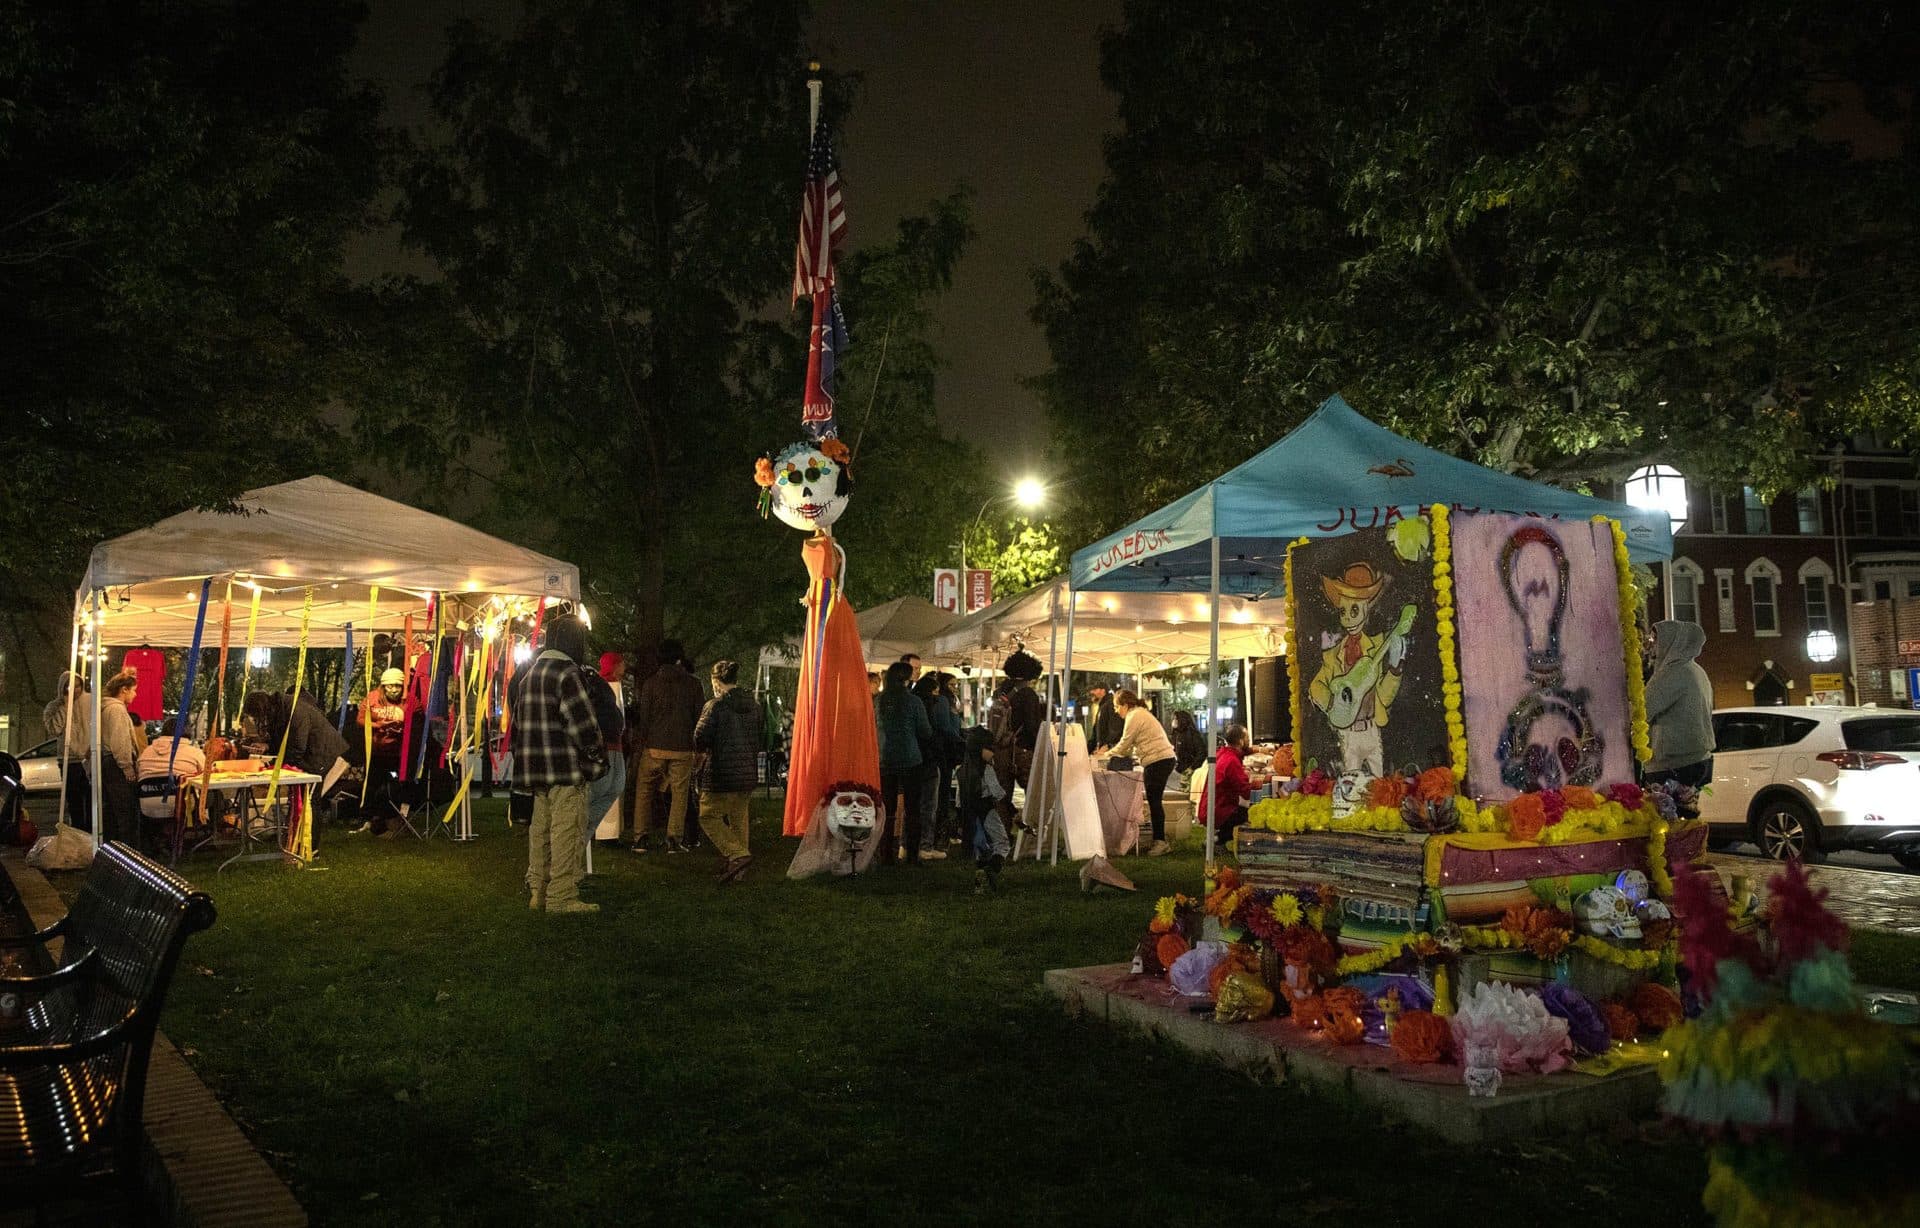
[807,60,822,132]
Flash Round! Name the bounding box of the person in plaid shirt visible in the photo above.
[511,614,606,913]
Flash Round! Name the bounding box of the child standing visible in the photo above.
[959,725,1008,894]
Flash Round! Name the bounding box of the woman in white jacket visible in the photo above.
[1109,690,1178,856]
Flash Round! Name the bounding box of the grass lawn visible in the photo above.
[105,797,1868,1226]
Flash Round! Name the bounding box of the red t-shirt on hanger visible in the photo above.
[121,647,165,722]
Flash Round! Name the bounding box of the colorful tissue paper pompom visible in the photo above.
[1168,941,1231,996]
[1628,981,1684,1032]
[1391,1009,1452,1064]
[1539,788,1568,826]
[1506,792,1548,842]
[1448,981,1572,1073]
[1412,767,1456,802]
[1271,745,1297,777]
[1765,857,1851,965]
[1538,983,1610,1055]
[1368,775,1410,809]
[1155,932,1191,972]
[1601,1000,1640,1041]
[1322,987,1370,1044]
[1560,785,1601,810]
[1672,867,1765,999]
[1605,782,1645,811]
[1299,768,1334,796]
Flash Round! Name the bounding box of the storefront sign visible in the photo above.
[932,569,960,613]
[1086,528,1173,576]
[1899,639,1920,657]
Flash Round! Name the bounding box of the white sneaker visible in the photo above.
[1146,839,1173,857]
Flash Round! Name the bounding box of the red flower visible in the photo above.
[1605,782,1645,812]
[1412,767,1456,802]
[1539,789,1567,826]
[1507,793,1548,842]
[1299,768,1334,796]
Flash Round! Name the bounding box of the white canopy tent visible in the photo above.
[757,594,957,674]
[64,475,580,834]
[929,577,1286,675]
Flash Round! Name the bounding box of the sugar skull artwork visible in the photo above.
[1290,517,1449,816]
[1449,513,1633,799]
[787,779,886,878]
[824,785,878,846]
[765,439,853,532]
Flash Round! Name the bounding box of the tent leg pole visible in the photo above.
[55,607,81,829]
[1054,598,1076,866]
[1036,601,1060,861]
[1205,539,1221,870]
[90,590,105,843]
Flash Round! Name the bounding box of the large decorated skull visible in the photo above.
[1575,885,1642,940]
[1613,869,1651,905]
[823,783,878,846]
[768,440,852,532]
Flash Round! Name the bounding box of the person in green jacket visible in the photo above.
[875,660,933,864]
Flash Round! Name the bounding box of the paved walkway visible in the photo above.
[0,849,306,1227]
[1706,853,1920,936]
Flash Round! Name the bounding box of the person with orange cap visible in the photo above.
[1308,561,1416,814]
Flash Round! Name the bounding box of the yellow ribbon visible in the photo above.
[439,631,492,826]
[232,586,263,728]
[360,585,378,805]
[264,590,312,858]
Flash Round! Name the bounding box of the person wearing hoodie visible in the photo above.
[242,688,352,796]
[875,660,934,864]
[1644,619,1716,788]
[693,659,763,884]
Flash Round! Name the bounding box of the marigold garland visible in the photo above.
[1572,933,1666,970]
[1390,1009,1451,1063]
[1600,516,1654,764]
[1430,505,1471,781]
[1285,535,1309,770]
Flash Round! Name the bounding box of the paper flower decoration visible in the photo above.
[1449,981,1573,1074]
[1390,1009,1451,1064]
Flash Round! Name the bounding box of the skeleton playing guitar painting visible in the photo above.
[1308,562,1418,816]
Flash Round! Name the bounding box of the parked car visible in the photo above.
[14,737,94,824]
[1703,706,1920,867]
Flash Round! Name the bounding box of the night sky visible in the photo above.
[348,0,1121,470]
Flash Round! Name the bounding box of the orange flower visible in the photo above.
[820,437,851,465]
[1560,785,1601,810]
[1390,1010,1451,1063]
[1412,766,1456,802]
[1629,982,1684,1031]
[753,457,776,487]
[1155,932,1190,970]
[1148,918,1172,935]
[1506,792,1548,841]
[1271,744,1298,777]
[1368,774,1410,809]
[1601,1000,1639,1041]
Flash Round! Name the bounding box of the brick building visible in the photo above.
[1634,438,1920,710]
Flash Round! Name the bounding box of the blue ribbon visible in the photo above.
[166,578,213,788]
[339,623,356,732]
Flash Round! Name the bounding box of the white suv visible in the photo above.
[1702,707,1920,867]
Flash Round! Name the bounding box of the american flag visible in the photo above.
[792,118,846,304]
[802,287,850,433]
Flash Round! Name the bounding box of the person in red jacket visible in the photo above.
[1198,724,1254,836]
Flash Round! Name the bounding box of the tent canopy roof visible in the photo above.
[1070,395,1672,593]
[930,577,1285,674]
[856,596,956,664]
[78,476,579,647]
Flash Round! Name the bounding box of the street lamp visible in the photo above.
[961,476,1047,574]
[1626,464,1689,621]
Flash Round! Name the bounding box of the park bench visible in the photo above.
[0,841,216,1209]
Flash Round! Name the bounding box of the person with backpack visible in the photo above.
[694,659,762,884]
[988,650,1045,832]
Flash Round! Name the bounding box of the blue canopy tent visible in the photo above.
[1050,394,1674,864]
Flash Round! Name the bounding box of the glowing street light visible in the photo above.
[962,475,1050,573]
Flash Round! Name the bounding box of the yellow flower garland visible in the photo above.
[1648,817,1673,898]
[1430,504,1471,781]
[1284,535,1309,769]
[1247,792,1411,833]
[1598,515,1654,764]
[1572,933,1666,970]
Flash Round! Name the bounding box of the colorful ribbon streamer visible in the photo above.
[263,589,312,819]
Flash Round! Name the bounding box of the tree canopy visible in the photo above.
[0,0,383,707]
[381,0,987,670]
[1036,0,1920,540]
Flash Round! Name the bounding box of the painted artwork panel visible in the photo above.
[1450,513,1633,801]
[1290,517,1449,815]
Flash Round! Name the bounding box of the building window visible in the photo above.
[1741,486,1769,534]
[1799,560,1834,635]
[1745,559,1780,637]
[1796,488,1824,534]
[1873,579,1893,600]
[1715,570,1736,632]
[1670,560,1703,626]
[1902,489,1920,537]
[1708,486,1728,534]
[1851,486,1877,535]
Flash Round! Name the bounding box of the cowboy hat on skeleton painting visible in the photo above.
[1320,561,1388,605]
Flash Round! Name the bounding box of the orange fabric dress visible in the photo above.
[783,533,881,836]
